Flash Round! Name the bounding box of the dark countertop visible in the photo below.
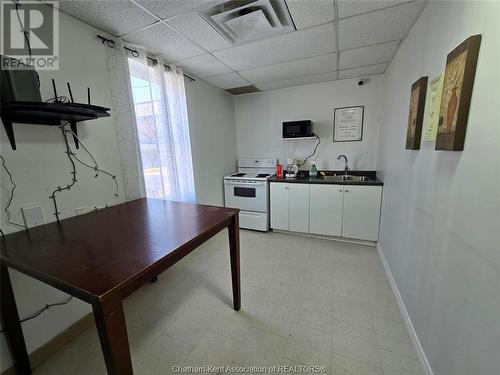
[269,170,384,186]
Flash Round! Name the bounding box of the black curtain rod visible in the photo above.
[98,35,196,82]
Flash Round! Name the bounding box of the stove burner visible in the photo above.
[256,174,270,178]
[231,173,246,177]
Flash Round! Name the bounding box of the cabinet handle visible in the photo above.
[339,189,343,192]
[344,189,349,192]
[285,187,288,190]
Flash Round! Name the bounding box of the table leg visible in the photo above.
[1,265,31,374]
[92,296,133,375]
[228,214,241,311]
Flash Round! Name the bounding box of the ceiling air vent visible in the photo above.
[200,0,296,45]
[226,86,261,95]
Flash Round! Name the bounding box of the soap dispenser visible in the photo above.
[309,160,318,178]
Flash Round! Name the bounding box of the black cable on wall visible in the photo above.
[0,296,73,334]
[1,156,27,230]
[49,123,120,221]
[298,135,321,167]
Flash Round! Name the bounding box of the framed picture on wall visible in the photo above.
[436,34,482,151]
[333,106,364,142]
[423,75,444,142]
[406,77,428,150]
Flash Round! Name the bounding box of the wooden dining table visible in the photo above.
[0,198,240,375]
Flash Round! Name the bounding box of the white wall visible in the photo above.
[0,10,238,370]
[234,76,384,170]
[185,78,237,206]
[0,10,126,371]
[377,2,500,375]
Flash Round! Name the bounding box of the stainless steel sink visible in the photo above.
[322,175,371,182]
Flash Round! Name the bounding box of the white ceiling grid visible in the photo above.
[57,0,427,92]
[338,62,388,79]
[286,0,335,29]
[240,53,337,84]
[212,22,336,70]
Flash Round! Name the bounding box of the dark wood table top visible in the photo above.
[1,198,239,302]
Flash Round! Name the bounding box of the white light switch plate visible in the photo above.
[21,206,44,228]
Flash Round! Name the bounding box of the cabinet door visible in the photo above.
[309,184,343,236]
[288,184,310,233]
[270,183,289,230]
[342,185,382,241]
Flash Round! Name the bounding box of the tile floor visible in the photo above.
[32,230,423,375]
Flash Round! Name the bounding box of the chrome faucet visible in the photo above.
[337,154,350,175]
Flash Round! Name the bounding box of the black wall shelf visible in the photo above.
[1,102,111,150]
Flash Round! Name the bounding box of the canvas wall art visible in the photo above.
[436,34,482,151]
[423,75,444,142]
[406,77,428,150]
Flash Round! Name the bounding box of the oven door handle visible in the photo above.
[225,181,266,186]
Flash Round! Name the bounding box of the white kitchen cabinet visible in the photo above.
[270,183,289,230]
[270,183,310,232]
[342,185,382,241]
[288,184,310,232]
[271,182,383,242]
[309,184,343,236]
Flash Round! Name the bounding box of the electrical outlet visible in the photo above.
[92,203,112,211]
[76,207,88,216]
[21,206,44,228]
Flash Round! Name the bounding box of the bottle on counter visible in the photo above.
[276,162,283,178]
[286,159,296,178]
[309,160,318,178]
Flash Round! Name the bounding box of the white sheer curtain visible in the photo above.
[104,39,146,200]
[128,54,196,203]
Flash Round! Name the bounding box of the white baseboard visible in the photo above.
[376,243,434,375]
[1,313,94,375]
[272,229,376,247]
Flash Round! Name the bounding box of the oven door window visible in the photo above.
[234,186,256,198]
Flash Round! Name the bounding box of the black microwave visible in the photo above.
[282,120,313,138]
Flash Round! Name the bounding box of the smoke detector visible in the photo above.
[200,0,296,45]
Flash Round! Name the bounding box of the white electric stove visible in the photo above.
[224,158,277,231]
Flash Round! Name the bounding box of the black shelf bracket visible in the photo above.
[0,102,110,150]
[2,115,16,150]
[69,121,79,149]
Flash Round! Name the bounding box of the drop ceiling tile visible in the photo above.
[177,54,232,78]
[166,10,232,51]
[338,0,408,19]
[339,41,399,69]
[338,63,388,79]
[285,0,335,29]
[204,72,251,89]
[125,23,205,61]
[338,2,427,50]
[240,53,337,84]
[256,71,338,91]
[135,0,212,19]
[214,22,335,71]
[57,0,158,36]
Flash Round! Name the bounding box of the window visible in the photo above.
[128,58,195,202]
